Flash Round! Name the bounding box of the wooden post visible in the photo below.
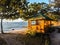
[28,20,31,29]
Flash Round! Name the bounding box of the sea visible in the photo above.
[0,22,28,33]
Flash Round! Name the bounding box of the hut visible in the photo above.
[28,14,57,33]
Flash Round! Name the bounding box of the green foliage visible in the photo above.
[0,0,60,20]
[26,30,36,36]
[0,0,28,20]
[20,3,44,20]
[49,0,60,16]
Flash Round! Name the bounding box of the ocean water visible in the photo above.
[0,22,28,32]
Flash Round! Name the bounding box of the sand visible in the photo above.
[9,28,28,34]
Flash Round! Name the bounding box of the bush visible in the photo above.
[16,31,51,45]
[26,30,36,36]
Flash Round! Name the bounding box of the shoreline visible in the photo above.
[8,28,28,34]
[0,28,28,34]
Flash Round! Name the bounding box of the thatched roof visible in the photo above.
[29,14,56,21]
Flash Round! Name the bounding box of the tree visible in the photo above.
[21,2,51,19]
[0,0,28,34]
[49,0,60,15]
[20,2,42,20]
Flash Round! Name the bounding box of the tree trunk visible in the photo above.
[1,18,4,34]
[57,8,59,14]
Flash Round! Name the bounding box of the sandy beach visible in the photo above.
[9,28,28,34]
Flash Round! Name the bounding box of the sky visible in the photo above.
[28,0,49,4]
[3,0,49,22]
